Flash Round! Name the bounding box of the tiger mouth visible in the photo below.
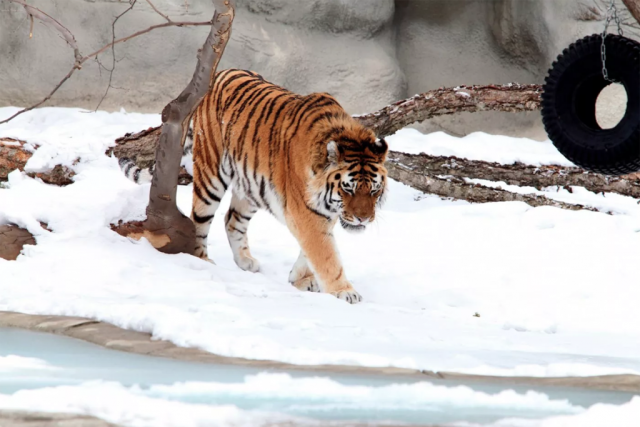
[339,217,366,232]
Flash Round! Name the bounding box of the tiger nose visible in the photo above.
[355,216,369,224]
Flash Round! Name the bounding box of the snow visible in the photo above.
[0,381,294,427]
[388,128,575,166]
[0,355,58,373]
[0,373,585,426]
[1,106,640,424]
[2,106,640,376]
[536,397,640,427]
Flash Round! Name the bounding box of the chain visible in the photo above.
[601,0,624,83]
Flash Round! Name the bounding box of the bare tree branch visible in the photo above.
[94,0,138,111]
[6,0,83,64]
[0,1,212,125]
[144,0,171,23]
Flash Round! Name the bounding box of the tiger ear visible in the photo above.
[327,140,340,164]
[372,137,388,161]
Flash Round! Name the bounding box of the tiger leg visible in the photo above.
[288,250,320,293]
[191,170,227,263]
[225,192,260,273]
[290,212,361,304]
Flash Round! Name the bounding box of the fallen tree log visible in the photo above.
[0,138,75,185]
[108,127,192,185]
[356,84,542,138]
[386,160,597,212]
[388,151,640,200]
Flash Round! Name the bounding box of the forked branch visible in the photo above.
[0,0,212,125]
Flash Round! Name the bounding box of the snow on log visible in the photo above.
[355,84,542,139]
[0,138,75,185]
[386,160,596,212]
[0,225,35,261]
[388,151,640,200]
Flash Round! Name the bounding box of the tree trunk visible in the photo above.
[140,0,235,255]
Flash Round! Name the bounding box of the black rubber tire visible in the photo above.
[542,34,640,175]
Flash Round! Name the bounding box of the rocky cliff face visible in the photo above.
[0,0,629,137]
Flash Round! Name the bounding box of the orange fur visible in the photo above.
[190,69,388,303]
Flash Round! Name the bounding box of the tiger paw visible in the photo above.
[234,255,260,273]
[292,276,321,293]
[332,289,362,304]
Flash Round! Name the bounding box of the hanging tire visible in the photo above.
[541,34,640,175]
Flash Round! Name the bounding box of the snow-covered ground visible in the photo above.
[1,106,640,425]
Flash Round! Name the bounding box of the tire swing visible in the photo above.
[541,6,640,175]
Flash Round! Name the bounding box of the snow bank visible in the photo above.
[0,355,58,373]
[0,374,583,427]
[145,373,581,413]
[387,128,575,166]
[0,381,294,427]
[537,397,640,427]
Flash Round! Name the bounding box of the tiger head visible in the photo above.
[310,123,389,233]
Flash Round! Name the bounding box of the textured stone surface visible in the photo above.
[0,0,636,137]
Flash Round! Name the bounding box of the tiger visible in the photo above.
[120,69,389,304]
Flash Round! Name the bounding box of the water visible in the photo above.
[0,327,635,425]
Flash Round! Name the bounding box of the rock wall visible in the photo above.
[0,0,634,138]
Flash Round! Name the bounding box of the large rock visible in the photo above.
[0,0,633,137]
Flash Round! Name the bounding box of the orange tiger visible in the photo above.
[125,69,389,304]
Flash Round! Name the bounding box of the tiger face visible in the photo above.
[314,133,388,233]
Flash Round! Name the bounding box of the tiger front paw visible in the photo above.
[235,255,260,273]
[291,276,321,293]
[332,289,363,304]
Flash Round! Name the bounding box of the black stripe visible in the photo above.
[228,225,246,235]
[216,72,251,121]
[305,204,331,221]
[268,98,291,181]
[306,110,338,131]
[223,79,261,111]
[203,184,221,203]
[124,162,136,175]
[193,212,214,224]
[194,185,211,205]
[340,137,359,145]
[233,211,252,222]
